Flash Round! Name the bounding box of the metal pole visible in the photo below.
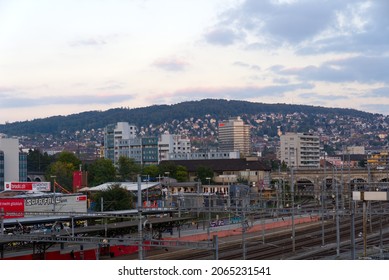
[71,216,75,237]
[207,195,211,241]
[322,154,326,246]
[291,168,295,253]
[335,167,340,257]
[349,151,355,260]
[0,208,4,235]
[379,201,383,259]
[363,199,367,258]
[350,204,355,260]
[137,175,143,260]
[242,209,246,260]
[213,235,219,260]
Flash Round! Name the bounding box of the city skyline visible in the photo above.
[1,0,388,124]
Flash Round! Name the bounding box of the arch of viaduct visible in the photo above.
[271,168,389,194]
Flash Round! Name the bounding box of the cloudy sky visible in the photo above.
[1,0,388,124]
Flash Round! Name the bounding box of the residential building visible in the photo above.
[218,116,251,157]
[103,122,158,165]
[280,132,320,168]
[158,132,191,162]
[0,138,27,190]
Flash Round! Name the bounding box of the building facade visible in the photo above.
[0,138,27,190]
[158,132,191,162]
[103,122,138,163]
[218,116,251,156]
[280,133,320,168]
[103,122,158,165]
[168,150,240,160]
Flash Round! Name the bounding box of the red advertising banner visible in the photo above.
[0,199,25,219]
[4,182,51,192]
[73,171,83,191]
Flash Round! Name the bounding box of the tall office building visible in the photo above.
[280,132,320,168]
[0,138,27,190]
[218,117,251,157]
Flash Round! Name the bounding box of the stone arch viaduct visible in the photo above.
[271,168,389,195]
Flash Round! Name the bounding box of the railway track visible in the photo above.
[140,213,389,260]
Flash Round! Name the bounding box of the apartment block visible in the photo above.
[280,132,320,168]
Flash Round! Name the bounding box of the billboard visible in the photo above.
[4,182,51,192]
[0,199,24,219]
[24,194,88,214]
[0,194,88,219]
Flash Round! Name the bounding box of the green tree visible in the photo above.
[196,165,214,184]
[46,161,75,192]
[159,161,178,178]
[92,184,134,211]
[87,158,116,186]
[117,156,141,181]
[175,165,188,182]
[56,151,82,168]
[142,165,160,180]
[27,149,54,173]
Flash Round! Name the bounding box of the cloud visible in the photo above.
[299,93,349,100]
[362,87,389,98]
[360,103,389,115]
[69,34,122,47]
[0,93,133,109]
[207,0,389,54]
[96,81,125,91]
[273,55,389,84]
[152,57,190,72]
[155,83,314,103]
[70,38,107,47]
[232,61,261,71]
[203,27,245,46]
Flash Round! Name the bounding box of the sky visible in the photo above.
[1,0,389,124]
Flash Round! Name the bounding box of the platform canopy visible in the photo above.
[81,182,161,192]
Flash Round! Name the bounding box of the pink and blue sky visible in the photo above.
[1,0,389,123]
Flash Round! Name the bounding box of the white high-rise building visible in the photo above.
[280,133,320,168]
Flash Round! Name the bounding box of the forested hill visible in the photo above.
[0,99,379,136]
